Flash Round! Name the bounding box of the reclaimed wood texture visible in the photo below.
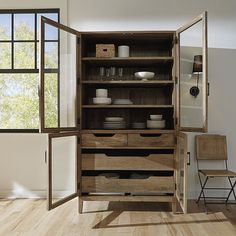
[195,134,227,160]
[128,133,175,147]
[81,133,127,147]
[82,176,174,193]
[82,153,174,170]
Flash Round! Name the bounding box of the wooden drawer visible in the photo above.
[82,133,127,147]
[82,176,174,193]
[82,153,174,170]
[128,133,175,147]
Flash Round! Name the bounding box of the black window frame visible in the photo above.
[0,8,60,133]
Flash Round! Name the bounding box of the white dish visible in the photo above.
[131,122,146,129]
[134,71,155,80]
[93,97,111,105]
[147,119,165,129]
[113,99,133,105]
[96,89,108,98]
[105,117,124,122]
[150,114,163,120]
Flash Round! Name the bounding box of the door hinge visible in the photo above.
[175,183,177,190]
[175,117,178,125]
[77,136,80,144]
[175,76,178,84]
[174,36,178,44]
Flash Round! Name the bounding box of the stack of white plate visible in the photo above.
[93,89,111,105]
[147,114,165,129]
[103,117,126,129]
[113,99,133,105]
[131,122,146,129]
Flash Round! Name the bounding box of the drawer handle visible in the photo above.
[93,133,115,137]
[139,134,162,137]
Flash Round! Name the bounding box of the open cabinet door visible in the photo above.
[39,17,81,209]
[176,132,188,213]
[39,17,81,133]
[176,12,208,132]
[47,132,79,210]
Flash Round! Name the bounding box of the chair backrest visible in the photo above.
[195,134,227,160]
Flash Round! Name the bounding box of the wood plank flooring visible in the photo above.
[0,198,236,236]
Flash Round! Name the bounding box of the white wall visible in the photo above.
[0,0,68,198]
[1,0,236,199]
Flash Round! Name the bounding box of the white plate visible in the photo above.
[113,99,133,105]
[105,117,124,122]
[93,97,111,105]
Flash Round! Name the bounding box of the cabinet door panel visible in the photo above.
[176,12,208,132]
[176,132,188,213]
[40,17,80,133]
[47,132,79,210]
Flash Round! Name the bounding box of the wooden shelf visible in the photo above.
[81,146,175,150]
[81,129,176,134]
[82,56,174,66]
[82,105,174,109]
[82,80,174,87]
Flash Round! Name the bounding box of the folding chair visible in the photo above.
[195,134,236,211]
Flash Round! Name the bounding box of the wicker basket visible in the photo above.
[96,44,115,57]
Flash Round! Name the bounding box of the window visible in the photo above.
[0,9,59,131]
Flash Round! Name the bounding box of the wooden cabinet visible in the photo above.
[39,12,208,214]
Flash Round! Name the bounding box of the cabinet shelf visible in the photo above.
[82,80,174,87]
[82,105,174,109]
[82,56,174,66]
[81,129,176,134]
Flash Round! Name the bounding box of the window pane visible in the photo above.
[37,13,58,40]
[14,14,35,40]
[0,43,11,69]
[14,42,35,69]
[0,74,39,129]
[45,42,58,69]
[0,14,11,40]
[45,73,58,128]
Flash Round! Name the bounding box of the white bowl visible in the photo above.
[96,89,108,98]
[150,114,163,120]
[147,120,165,129]
[93,97,111,105]
[134,71,155,80]
[105,117,124,122]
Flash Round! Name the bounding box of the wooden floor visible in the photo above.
[0,198,236,236]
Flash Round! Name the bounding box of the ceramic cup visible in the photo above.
[118,45,130,57]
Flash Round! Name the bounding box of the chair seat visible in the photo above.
[199,169,236,177]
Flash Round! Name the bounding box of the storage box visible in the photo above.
[96,44,115,57]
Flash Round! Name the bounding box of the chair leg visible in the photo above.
[226,178,236,204]
[196,174,209,212]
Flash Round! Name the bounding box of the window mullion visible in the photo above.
[11,13,14,69]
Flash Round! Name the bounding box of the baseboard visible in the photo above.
[0,190,73,199]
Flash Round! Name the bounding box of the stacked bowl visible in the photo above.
[93,89,111,105]
[147,114,165,129]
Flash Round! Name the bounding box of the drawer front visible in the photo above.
[82,134,127,147]
[128,133,175,147]
[82,176,174,193]
[82,153,174,170]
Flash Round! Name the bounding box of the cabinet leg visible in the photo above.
[172,197,177,214]
[79,198,83,214]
